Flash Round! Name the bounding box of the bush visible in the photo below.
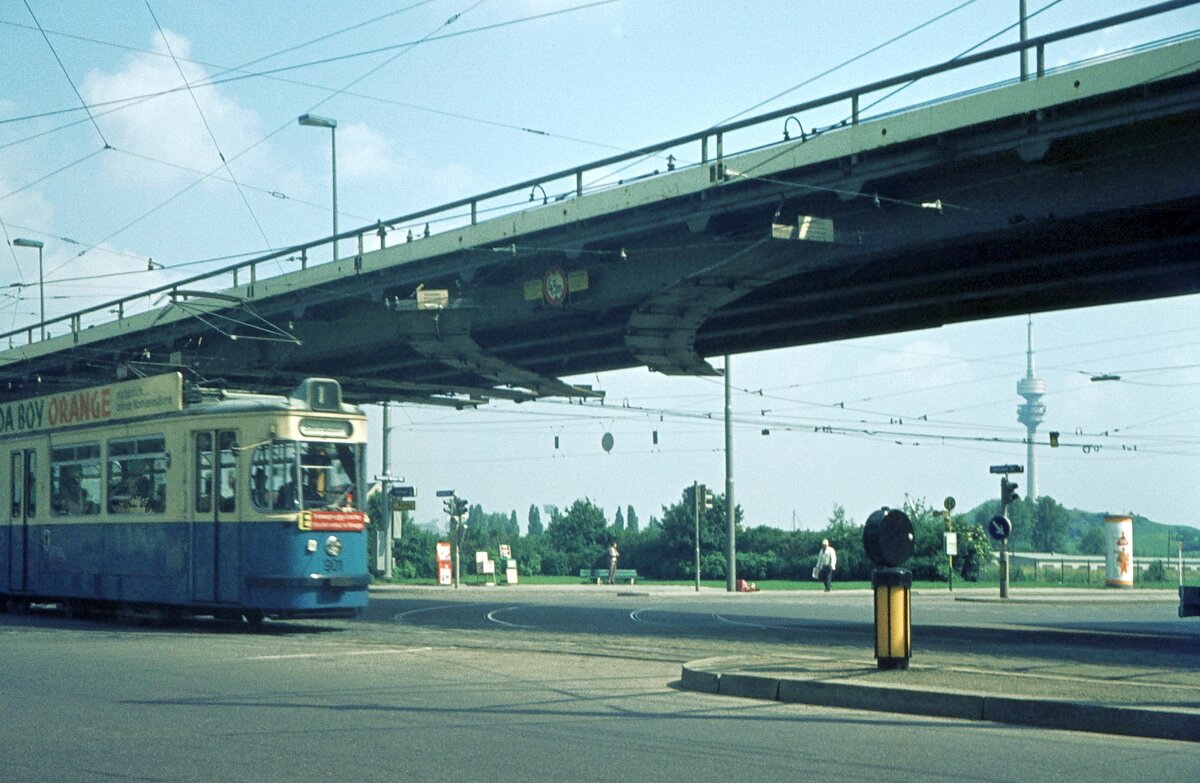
[539,549,572,577]
[1144,560,1167,583]
[735,552,773,581]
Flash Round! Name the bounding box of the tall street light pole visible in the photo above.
[12,238,45,340]
[297,113,338,262]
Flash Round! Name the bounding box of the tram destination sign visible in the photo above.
[0,373,183,436]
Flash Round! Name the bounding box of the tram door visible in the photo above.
[191,431,240,603]
[7,450,35,592]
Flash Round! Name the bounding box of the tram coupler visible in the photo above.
[871,567,912,670]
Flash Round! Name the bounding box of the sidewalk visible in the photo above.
[681,646,1200,743]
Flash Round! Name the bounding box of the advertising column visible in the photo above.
[1105,515,1133,588]
[436,542,453,586]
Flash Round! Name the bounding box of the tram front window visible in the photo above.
[251,440,361,512]
[298,441,359,511]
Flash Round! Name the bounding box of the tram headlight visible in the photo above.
[324,536,343,558]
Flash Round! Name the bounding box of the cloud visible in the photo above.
[80,30,266,189]
[337,123,403,180]
[336,123,475,197]
[0,174,56,289]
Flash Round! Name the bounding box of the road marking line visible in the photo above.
[244,647,434,661]
[630,608,670,625]
[712,613,775,630]
[393,603,458,623]
[486,606,540,630]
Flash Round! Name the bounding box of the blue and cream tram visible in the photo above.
[0,373,370,622]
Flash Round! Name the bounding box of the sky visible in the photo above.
[2,0,1199,534]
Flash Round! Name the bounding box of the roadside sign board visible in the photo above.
[393,500,417,511]
[989,464,1024,474]
[436,542,452,586]
[944,532,958,556]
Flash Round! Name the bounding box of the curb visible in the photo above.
[681,660,1200,743]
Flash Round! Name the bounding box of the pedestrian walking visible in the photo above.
[814,538,837,592]
[607,541,619,584]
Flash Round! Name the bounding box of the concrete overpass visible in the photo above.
[3,4,1199,405]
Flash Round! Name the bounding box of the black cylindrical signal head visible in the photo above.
[862,507,915,567]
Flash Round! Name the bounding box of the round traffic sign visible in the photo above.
[987,514,1012,541]
[943,496,956,512]
[542,266,568,305]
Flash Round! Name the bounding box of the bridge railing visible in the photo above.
[5,0,1197,350]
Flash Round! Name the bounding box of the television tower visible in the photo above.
[1016,317,1046,500]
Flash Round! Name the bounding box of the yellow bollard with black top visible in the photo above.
[871,568,913,669]
[863,508,916,670]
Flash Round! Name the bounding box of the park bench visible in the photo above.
[579,568,638,585]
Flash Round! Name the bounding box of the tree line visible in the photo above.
[372,486,1001,582]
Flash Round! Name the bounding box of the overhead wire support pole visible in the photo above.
[694,480,701,592]
[381,401,393,578]
[725,355,736,592]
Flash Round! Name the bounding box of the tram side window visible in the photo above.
[195,432,214,514]
[10,453,21,518]
[51,443,101,516]
[250,441,298,511]
[25,452,35,517]
[108,435,168,513]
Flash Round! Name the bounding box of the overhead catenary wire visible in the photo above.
[21,0,110,149]
[0,18,629,158]
[840,0,1070,124]
[143,0,274,253]
[16,0,621,280]
[0,1,620,129]
[712,0,985,127]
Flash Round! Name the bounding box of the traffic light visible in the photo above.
[453,497,469,519]
[443,496,455,517]
[1000,477,1020,510]
[1049,431,1060,448]
[701,485,714,510]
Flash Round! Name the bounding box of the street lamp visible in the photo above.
[12,238,45,340]
[297,113,338,262]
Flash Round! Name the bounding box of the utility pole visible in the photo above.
[373,403,404,578]
[693,481,701,592]
[380,402,393,578]
[725,354,736,591]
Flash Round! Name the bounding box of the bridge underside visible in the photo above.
[3,49,1200,405]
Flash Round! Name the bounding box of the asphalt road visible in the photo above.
[1,588,1196,782]
[371,586,1199,675]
